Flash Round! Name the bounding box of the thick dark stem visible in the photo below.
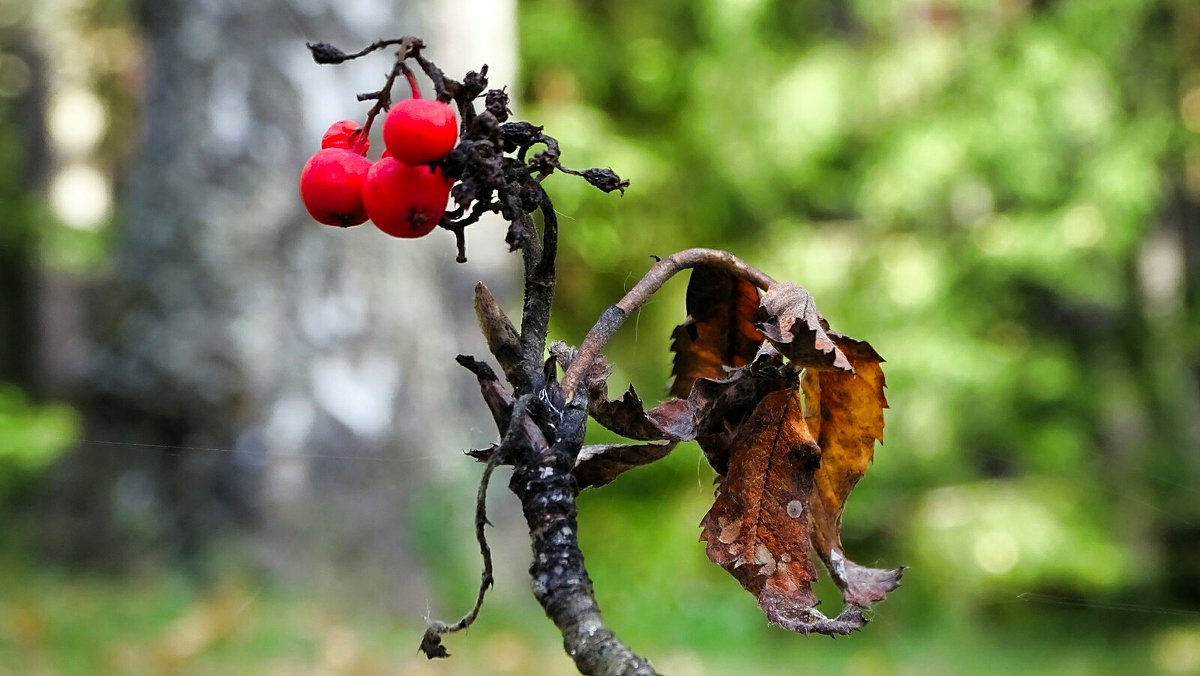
[534,188,559,281]
[561,248,775,400]
[454,357,656,674]
[516,187,557,393]
[509,403,657,676]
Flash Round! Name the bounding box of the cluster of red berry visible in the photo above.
[299,91,458,238]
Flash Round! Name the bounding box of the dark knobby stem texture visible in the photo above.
[306,36,654,675]
[449,187,656,672]
[511,403,657,676]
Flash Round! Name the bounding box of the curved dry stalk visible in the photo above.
[561,248,776,401]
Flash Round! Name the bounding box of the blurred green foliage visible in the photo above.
[0,383,78,502]
[2,527,1186,675]
[508,0,1200,642]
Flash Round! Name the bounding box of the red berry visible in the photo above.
[299,148,372,227]
[321,119,369,154]
[382,99,458,165]
[362,157,452,238]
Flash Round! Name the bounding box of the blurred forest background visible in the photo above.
[1,0,1199,674]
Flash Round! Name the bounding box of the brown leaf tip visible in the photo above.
[829,551,905,608]
[758,283,854,373]
[759,591,869,636]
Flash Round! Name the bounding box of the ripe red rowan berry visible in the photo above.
[299,148,372,227]
[321,119,369,154]
[362,157,453,238]
[382,99,458,165]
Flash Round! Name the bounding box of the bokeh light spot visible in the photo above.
[1154,627,1200,676]
[49,86,107,154]
[1061,204,1106,248]
[50,163,110,230]
[974,530,1020,575]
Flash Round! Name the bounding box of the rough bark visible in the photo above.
[451,359,656,675]
[509,405,657,676]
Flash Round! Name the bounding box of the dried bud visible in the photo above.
[469,111,500,140]
[485,89,511,122]
[306,41,348,64]
[505,219,531,252]
[463,66,490,98]
[499,121,544,152]
[582,168,630,195]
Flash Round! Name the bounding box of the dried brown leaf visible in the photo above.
[799,367,822,438]
[807,333,902,607]
[589,386,689,441]
[647,398,696,441]
[670,266,764,398]
[699,389,866,636]
[572,441,678,489]
[688,365,793,475]
[757,284,852,372]
[548,342,685,444]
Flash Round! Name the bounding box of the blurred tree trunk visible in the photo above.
[1153,0,1200,607]
[40,0,518,610]
[0,27,47,390]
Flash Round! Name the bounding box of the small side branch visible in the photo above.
[517,186,558,392]
[307,37,426,139]
[422,377,543,660]
[561,248,775,400]
[418,446,503,658]
[473,284,527,391]
[306,36,420,64]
